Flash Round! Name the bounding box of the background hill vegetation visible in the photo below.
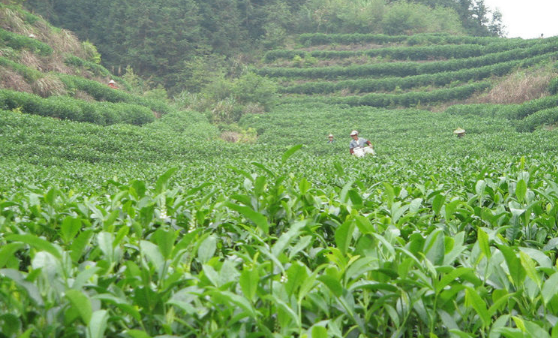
[5,1,558,337]
[21,0,503,94]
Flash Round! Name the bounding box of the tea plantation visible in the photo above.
[3,6,558,338]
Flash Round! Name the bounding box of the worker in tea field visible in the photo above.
[328,134,335,143]
[349,130,375,157]
[108,80,118,89]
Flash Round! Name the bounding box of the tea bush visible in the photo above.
[0,28,52,55]
[0,89,154,125]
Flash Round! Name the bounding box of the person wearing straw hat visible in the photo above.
[108,80,118,89]
[349,130,375,157]
[453,128,465,138]
[327,134,335,143]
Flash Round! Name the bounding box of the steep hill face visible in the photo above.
[0,3,171,126]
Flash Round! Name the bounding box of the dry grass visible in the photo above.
[475,67,554,104]
[19,50,43,70]
[0,8,31,35]
[32,74,66,97]
[220,131,241,143]
[242,102,265,114]
[0,67,33,93]
[43,52,73,74]
[73,90,95,102]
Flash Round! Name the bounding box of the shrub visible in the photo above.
[233,72,278,111]
[0,28,52,55]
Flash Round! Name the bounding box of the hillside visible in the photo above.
[0,4,172,126]
[5,3,558,338]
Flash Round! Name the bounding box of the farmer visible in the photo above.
[327,134,335,143]
[349,130,375,157]
[108,80,118,89]
[453,128,465,138]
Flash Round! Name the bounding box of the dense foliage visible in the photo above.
[21,0,503,92]
[4,102,558,337]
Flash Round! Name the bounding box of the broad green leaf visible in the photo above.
[272,221,307,257]
[19,328,34,338]
[289,235,312,259]
[125,330,153,338]
[317,275,343,297]
[66,289,93,325]
[524,321,550,338]
[197,236,217,264]
[519,251,542,289]
[465,287,490,328]
[285,261,308,297]
[87,310,108,338]
[383,182,395,208]
[140,240,165,271]
[226,202,269,233]
[0,243,24,269]
[60,217,81,243]
[335,220,355,255]
[0,313,21,337]
[449,329,474,338]
[478,228,491,259]
[70,230,94,263]
[239,267,259,302]
[281,144,303,164]
[432,194,445,215]
[6,234,62,260]
[153,228,177,260]
[436,268,474,293]
[311,325,328,338]
[354,215,374,235]
[497,244,526,287]
[515,179,527,203]
[424,229,444,266]
[155,167,178,194]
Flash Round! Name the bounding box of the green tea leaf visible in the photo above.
[515,179,527,203]
[281,144,303,164]
[6,234,62,260]
[519,251,542,289]
[432,194,445,215]
[318,275,343,297]
[477,228,491,259]
[197,235,217,264]
[465,287,490,328]
[335,220,355,255]
[66,289,93,325]
[0,243,24,269]
[543,273,558,305]
[60,217,82,243]
[239,267,259,302]
[311,325,328,338]
[155,167,178,194]
[87,310,108,338]
[226,202,269,233]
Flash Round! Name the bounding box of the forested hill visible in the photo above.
[22,0,504,93]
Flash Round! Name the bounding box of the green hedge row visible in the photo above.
[518,107,558,132]
[64,55,112,77]
[297,32,507,47]
[264,39,539,62]
[259,43,558,79]
[280,52,558,94]
[58,74,171,114]
[285,81,490,108]
[446,94,558,123]
[549,77,558,95]
[0,56,43,81]
[0,89,154,125]
[0,28,52,56]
